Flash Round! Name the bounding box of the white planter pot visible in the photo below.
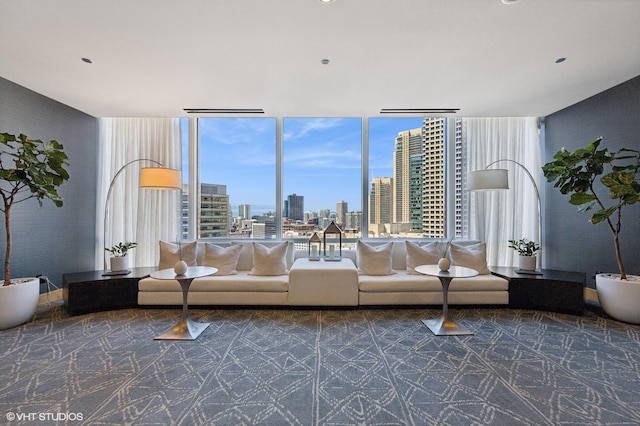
[110,256,129,272]
[0,278,40,330]
[596,273,640,324]
[518,255,537,271]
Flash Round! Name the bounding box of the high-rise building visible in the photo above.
[453,118,464,238]
[369,177,393,225]
[287,193,304,222]
[239,204,250,220]
[336,200,348,227]
[318,208,330,219]
[422,118,446,237]
[345,210,361,231]
[199,183,230,238]
[393,128,423,231]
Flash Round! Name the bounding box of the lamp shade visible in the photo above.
[467,169,509,191]
[139,167,182,190]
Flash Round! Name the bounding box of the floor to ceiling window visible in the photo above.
[282,118,362,241]
[195,117,277,239]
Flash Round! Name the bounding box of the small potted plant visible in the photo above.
[543,137,640,324]
[105,241,137,272]
[1,132,69,329]
[508,238,540,271]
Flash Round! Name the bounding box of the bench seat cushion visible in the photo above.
[358,271,508,293]
[139,272,288,293]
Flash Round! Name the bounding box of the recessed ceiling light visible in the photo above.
[321,59,330,65]
[501,0,520,4]
[555,57,566,63]
[319,0,335,3]
[81,57,93,64]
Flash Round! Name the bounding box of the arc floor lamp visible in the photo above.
[103,159,181,271]
[467,159,543,273]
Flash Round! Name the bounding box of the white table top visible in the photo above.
[414,264,478,279]
[150,266,217,280]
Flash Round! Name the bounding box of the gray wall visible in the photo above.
[543,75,640,287]
[0,77,98,291]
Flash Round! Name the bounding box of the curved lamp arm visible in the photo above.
[469,159,542,271]
[103,159,180,270]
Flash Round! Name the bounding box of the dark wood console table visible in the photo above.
[63,267,157,316]
[491,266,586,315]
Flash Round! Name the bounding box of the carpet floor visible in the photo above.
[1,303,639,425]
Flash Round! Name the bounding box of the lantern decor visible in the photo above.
[308,232,321,261]
[323,221,342,261]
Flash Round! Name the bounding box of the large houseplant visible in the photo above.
[542,137,640,323]
[0,132,69,329]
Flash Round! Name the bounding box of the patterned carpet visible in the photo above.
[1,302,639,425]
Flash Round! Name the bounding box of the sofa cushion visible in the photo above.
[202,243,243,275]
[158,240,198,269]
[449,242,491,275]
[405,241,442,275]
[249,241,290,276]
[357,241,395,275]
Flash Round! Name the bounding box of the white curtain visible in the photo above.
[464,117,541,268]
[96,118,182,269]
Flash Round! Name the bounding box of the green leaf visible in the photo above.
[569,193,595,205]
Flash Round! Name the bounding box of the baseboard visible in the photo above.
[39,288,63,305]
[584,287,599,303]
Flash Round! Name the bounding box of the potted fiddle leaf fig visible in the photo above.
[0,132,69,329]
[542,137,640,324]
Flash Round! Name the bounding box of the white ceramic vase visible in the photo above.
[518,255,536,271]
[174,260,188,275]
[438,257,451,272]
[110,255,128,272]
[596,273,640,324]
[0,278,40,330]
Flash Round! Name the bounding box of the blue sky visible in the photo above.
[182,117,424,216]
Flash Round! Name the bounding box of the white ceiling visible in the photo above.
[2,0,639,118]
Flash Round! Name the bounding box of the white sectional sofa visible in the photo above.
[138,240,509,307]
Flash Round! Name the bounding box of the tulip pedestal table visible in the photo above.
[151,266,217,341]
[415,264,478,336]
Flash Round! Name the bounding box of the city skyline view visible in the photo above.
[184,117,426,217]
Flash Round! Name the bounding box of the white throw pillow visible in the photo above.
[249,241,289,276]
[357,241,395,276]
[202,243,243,275]
[158,240,198,269]
[449,242,490,275]
[405,241,442,275]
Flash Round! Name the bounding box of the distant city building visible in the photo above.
[393,128,423,231]
[318,208,330,219]
[287,193,304,221]
[369,177,393,225]
[336,201,348,227]
[199,183,230,238]
[239,204,250,220]
[345,211,361,231]
[422,118,446,237]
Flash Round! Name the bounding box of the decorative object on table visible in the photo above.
[0,132,70,330]
[105,241,137,273]
[103,158,181,270]
[323,221,342,260]
[173,238,188,275]
[543,137,640,324]
[308,232,321,261]
[467,159,543,271]
[436,238,453,271]
[508,238,541,274]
